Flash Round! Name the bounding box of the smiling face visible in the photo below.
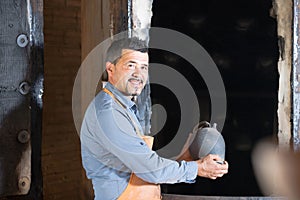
[106,49,149,98]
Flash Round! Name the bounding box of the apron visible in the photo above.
[102,88,162,200]
[118,136,161,200]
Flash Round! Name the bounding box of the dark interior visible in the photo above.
[149,0,279,196]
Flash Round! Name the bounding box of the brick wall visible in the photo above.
[43,0,83,199]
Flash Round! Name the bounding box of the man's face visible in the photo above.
[107,49,149,97]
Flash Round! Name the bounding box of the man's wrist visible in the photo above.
[186,161,198,182]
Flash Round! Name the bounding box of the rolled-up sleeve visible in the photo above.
[93,106,198,184]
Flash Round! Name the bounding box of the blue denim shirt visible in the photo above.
[80,82,198,200]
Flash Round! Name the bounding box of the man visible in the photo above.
[80,37,229,200]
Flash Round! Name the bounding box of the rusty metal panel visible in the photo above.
[0,0,43,199]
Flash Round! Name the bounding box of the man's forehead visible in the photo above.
[120,49,149,60]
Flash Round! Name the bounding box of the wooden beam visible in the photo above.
[110,0,128,34]
[80,0,111,199]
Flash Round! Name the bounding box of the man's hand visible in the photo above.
[196,154,229,179]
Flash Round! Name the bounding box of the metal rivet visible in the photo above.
[18,176,30,192]
[19,82,30,95]
[18,130,30,143]
[16,34,29,47]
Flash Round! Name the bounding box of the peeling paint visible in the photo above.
[131,0,153,43]
[26,0,33,43]
[278,36,285,60]
[128,0,132,37]
[274,0,293,151]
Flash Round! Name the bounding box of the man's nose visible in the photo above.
[132,66,142,76]
[132,72,141,78]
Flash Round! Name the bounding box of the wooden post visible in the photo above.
[80,0,111,199]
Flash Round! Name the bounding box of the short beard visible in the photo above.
[126,84,140,97]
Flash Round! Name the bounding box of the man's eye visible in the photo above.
[141,66,148,71]
[127,63,136,69]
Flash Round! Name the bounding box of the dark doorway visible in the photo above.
[150,0,279,196]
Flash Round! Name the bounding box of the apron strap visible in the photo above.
[102,88,144,137]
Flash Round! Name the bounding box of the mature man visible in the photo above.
[80,37,229,200]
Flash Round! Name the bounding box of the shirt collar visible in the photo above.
[104,82,135,109]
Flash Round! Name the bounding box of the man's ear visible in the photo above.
[106,62,114,74]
